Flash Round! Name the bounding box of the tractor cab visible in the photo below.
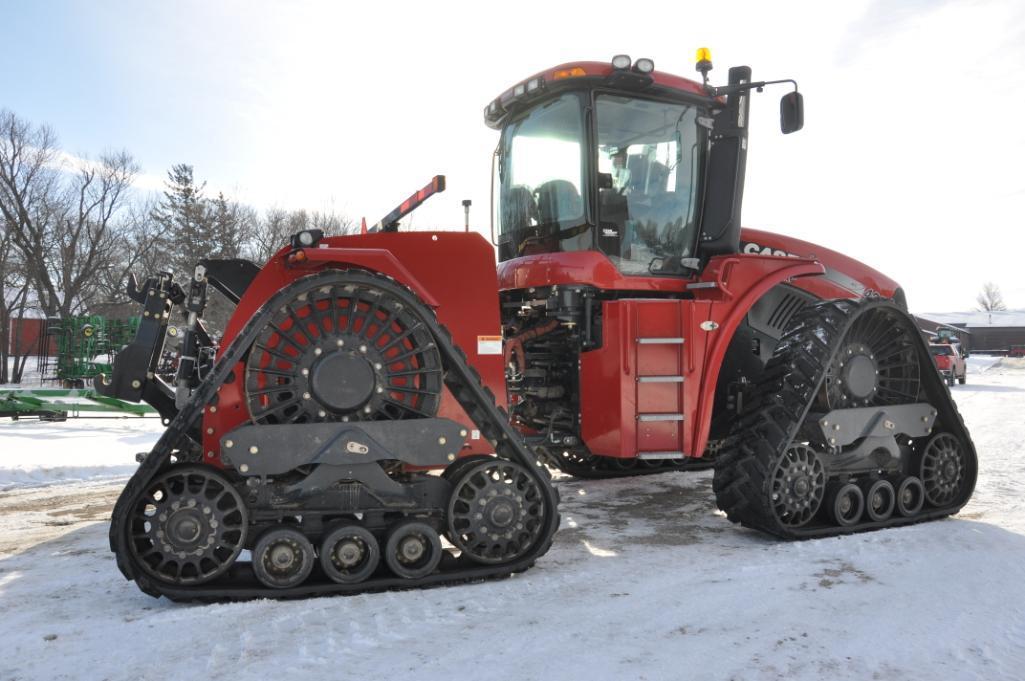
[487,53,802,280]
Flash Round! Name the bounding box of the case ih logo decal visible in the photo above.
[741,241,801,258]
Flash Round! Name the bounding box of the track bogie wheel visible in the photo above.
[896,476,925,517]
[862,479,896,522]
[128,465,248,586]
[447,459,545,564]
[252,526,316,589]
[384,521,442,579]
[319,525,380,584]
[828,482,864,527]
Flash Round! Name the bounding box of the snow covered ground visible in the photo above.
[2,362,1024,681]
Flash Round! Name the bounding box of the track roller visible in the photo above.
[828,483,864,527]
[896,476,925,517]
[862,480,895,522]
[320,525,380,584]
[384,521,442,579]
[252,527,316,589]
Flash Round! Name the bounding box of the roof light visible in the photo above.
[634,57,654,74]
[611,54,631,70]
[526,77,542,92]
[553,66,587,80]
[513,83,526,97]
[695,46,713,84]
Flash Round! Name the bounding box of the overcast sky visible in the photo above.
[3,0,1023,312]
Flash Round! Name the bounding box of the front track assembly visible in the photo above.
[110,270,560,601]
[713,298,977,539]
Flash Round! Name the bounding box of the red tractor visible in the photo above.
[99,52,976,601]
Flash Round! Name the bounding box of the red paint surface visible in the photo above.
[573,255,823,459]
[202,232,507,466]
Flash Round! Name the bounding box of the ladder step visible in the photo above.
[636,337,685,344]
[637,451,687,460]
[637,413,685,422]
[637,375,684,383]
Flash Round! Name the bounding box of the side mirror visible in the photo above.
[780,91,804,134]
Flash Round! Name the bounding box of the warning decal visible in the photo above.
[477,335,503,355]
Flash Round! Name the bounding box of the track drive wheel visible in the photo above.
[447,459,545,565]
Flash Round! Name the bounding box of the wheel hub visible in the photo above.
[487,499,517,528]
[310,351,376,413]
[335,540,363,567]
[399,535,426,563]
[270,543,296,570]
[166,507,206,547]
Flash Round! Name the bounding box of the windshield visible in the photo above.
[595,95,702,275]
[497,93,588,256]
[930,346,953,356]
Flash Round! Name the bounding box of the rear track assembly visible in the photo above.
[109,270,560,601]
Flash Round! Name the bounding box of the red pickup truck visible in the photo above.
[930,344,966,386]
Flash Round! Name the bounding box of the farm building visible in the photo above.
[916,310,1025,353]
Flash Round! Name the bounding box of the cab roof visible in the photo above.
[484,59,712,129]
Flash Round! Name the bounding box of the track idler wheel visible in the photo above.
[320,525,380,584]
[385,521,442,579]
[447,459,545,565]
[128,465,248,586]
[770,445,826,528]
[896,476,925,516]
[862,480,896,522]
[920,433,969,507]
[253,526,316,589]
[828,483,864,527]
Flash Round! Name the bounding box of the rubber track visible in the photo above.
[109,269,560,601]
[712,298,978,539]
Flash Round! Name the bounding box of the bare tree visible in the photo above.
[976,282,1007,312]
[248,208,356,264]
[0,109,138,318]
[0,221,33,383]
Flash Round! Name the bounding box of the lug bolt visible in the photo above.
[249,446,259,454]
[359,345,368,353]
[225,440,234,448]
[314,347,322,356]
[303,392,312,400]
[301,368,310,376]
